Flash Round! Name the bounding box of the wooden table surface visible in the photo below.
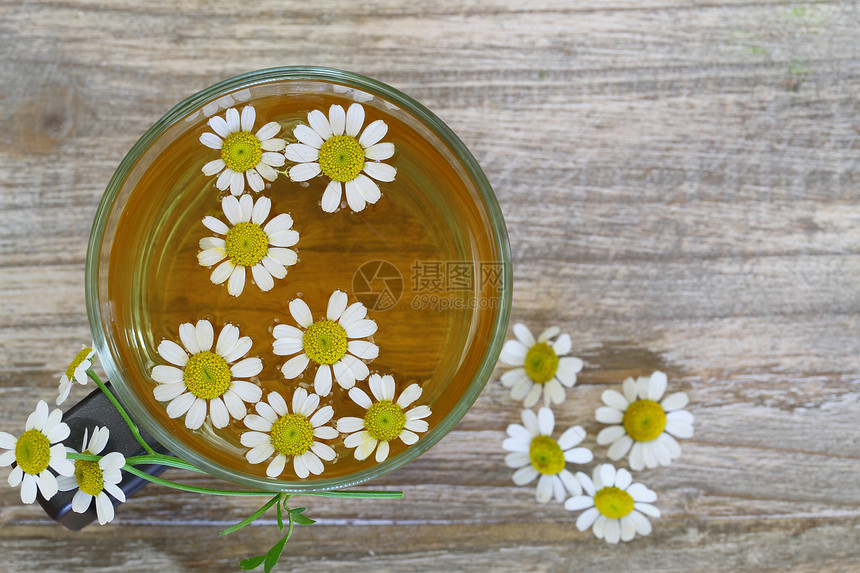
[1,1,859,571]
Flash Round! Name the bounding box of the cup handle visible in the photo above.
[37,383,171,530]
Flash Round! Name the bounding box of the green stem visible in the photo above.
[121,465,275,497]
[86,368,156,455]
[125,454,205,473]
[219,494,282,536]
[300,490,403,499]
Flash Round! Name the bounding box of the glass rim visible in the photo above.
[85,66,513,492]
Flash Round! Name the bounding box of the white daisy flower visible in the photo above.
[199,105,286,196]
[57,343,96,405]
[336,374,431,463]
[595,371,694,471]
[284,103,396,213]
[273,290,378,397]
[198,194,299,297]
[57,427,126,525]
[499,323,584,407]
[152,320,264,430]
[240,389,338,479]
[502,407,593,504]
[0,400,74,503]
[564,464,660,544]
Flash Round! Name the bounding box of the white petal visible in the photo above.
[289,298,313,328]
[266,454,286,478]
[601,390,629,411]
[227,265,246,296]
[210,260,234,284]
[620,515,636,542]
[263,211,295,234]
[198,247,227,267]
[157,341,188,367]
[267,247,297,267]
[355,436,378,461]
[404,418,428,433]
[344,430,369,449]
[290,388,308,414]
[284,143,320,163]
[246,169,264,192]
[658,432,682,459]
[374,440,390,462]
[209,397,230,428]
[0,451,15,467]
[153,382,186,402]
[221,195,242,226]
[535,474,553,504]
[223,336,252,364]
[243,415,273,432]
[327,290,349,320]
[225,107,240,133]
[362,162,396,183]
[622,378,638,403]
[633,502,661,518]
[215,324,240,357]
[240,105,256,131]
[308,404,332,426]
[629,510,652,535]
[604,518,621,544]
[667,409,695,425]
[665,419,694,439]
[348,340,379,360]
[308,109,333,140]
[566,495,595,513]
[504,452,529,469]
[405,405,431,420]
[511,465,538,486]
[345,319,377,338]
[256,121,281,141]
[557,425,586,449]
[564,447,593,464]
[349,387,372,409]
[314,364,333,397]
[512,324,536,346]
[267,230,300,249]
[344,180,366,212]
[247,444,275,464]
[293,455,310,478]
[396,383,422,409]
[648,371,668,401]
[273,336,303,356]
[7,466,23,487]
[256,162,278,181]
[380,374,396,401]
[250,196,271,226]
[629,442,645,471]
[184,399,207,430]
[364,142,394,161]
[559,470,582,496]
[216,167,234,191]
[537,407,554,436]
[337,417,365,433]
[199,132,223,150]
[338,302,367,329]
[607,435,634,461]
[222,391,248,420]
[521,409,539,434]
[293,124,324,148]
[661,392,690,412]
[553,333,572,355]
[353,173,382,204]
[321,180,343,212]
[600,464,616,487]
[166,392,196,419]
[345,103,365,136]
[328,104,345,135]
[311,441,336,461]
[179,323,201,355]
[72,489,92,513]
[202,158,226,176]
[230,357,263,379]
[595,407,624,424]
[289,162,321,182]
[261,152,285,167]
[37,470,58,500]
[358,119,388,147]
[556,357,583,386]
[499,340,528,366]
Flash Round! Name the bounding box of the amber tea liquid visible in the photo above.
[103,82,503,481]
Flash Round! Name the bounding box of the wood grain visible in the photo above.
[2,0,860,571]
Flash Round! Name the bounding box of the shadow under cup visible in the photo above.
[86,67,512,492]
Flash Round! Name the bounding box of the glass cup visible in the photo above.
[85,66,512,493]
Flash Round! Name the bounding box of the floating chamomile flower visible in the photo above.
[57,343,96,405]
[595,371,693,471]
[57,427,126,525]
[240,388,338,479]
[565,464,659,544]
[274,290,378,396]
[337,374,431,463]
[284,103,396,213]
[499,324,584,407]
[200,105,286,196]
[199,194,299,297]
[152,320,263,430]
[0,400,74,503]
[502,407,593,504]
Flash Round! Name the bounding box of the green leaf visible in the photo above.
[264,534,290,573]
[292,513,316,526]
[219,495,280,536]
[239,555,266,570]
[289,507,307,515]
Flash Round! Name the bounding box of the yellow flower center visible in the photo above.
[317,135,365,182]
[270,413,314,457]
[74,450,104,496]
[220,131,262,173]
[65,347,93,380]
[224,222,269,267]
[524,342,559,384]
[303,320,348,365]
[183,351,231,400]
[623,400,667,442]
[594,486,635,519]
[15,429,51,475]
[528,435,565,475]
[364,400,406,442]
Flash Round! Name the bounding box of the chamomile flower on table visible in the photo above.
[502,407,593,504]
[499,323,584,407]
[0,400,74,503]
[57,426,126,525]
[284,103,396,213]
[337,374,431,463]
[595,371,694,471]
[564,464,660,544]
[274,290,379,396]
[199,105,286,196]
[57,343,96,405]
[152,319,263,430]
[240,388,338,479]
[198,194,299,297]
